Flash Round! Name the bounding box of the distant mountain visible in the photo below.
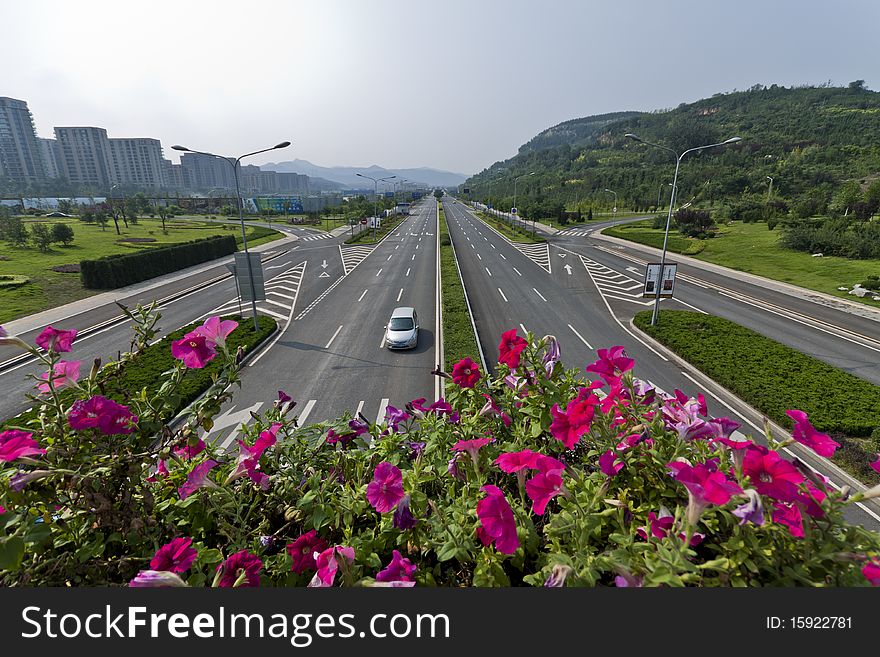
[517,111,644,154]
[262,159,468,189]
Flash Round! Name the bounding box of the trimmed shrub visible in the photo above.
[80,234,236,289]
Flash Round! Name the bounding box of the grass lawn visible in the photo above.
[0,216,283,324]
[476,212,545,243]
[604,219,880,307]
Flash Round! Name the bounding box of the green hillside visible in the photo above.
[466,83,880,217]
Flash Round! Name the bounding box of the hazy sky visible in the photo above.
[4,0,878,174]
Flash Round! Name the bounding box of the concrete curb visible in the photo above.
[595,230,880,322]
[628,317,880,518]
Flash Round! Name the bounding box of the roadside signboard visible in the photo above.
[643,262,677,298]
[613,206,617,214]
[234,252,266,302]
[511,207,517,215]
[360,218,368,224]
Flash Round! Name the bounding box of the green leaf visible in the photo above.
[0,536,25,571]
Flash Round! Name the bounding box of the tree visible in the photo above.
[848,80,867,91]
[94,210,109,231]
[434,189,443,199]
[30,223,54,252]
[51,222,75,246]
[80,208,96,224]
[674,208,716,238]
[132,192,151,215]
[57,199,74,215]
[155,204,170,232]
[0,216,29,247]
[124,197,140,224]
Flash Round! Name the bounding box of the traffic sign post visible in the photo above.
[642,262,677,298]
[225,263,243,316]
[234,252,266,303]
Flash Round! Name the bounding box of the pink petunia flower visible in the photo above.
[384,405,409,432]
[227,424,279,489]
[862,559,880,587]
[0,429,46,462]
[67,395,138,435]
[549,392,597,449]
[771,501,804,538]
[742,445,804,502]
[586,346,634,383]
[498,329,528,369]
[178,460,219,500]
[173,439,206,460]
[599,450,625,477]
[476,485,519,555]
[129,570,188,588]
[376,550,417,583]
[495,450,540,473]
[366,461,405,513]
[393,494,417,529]
[150,538,198,573]
[37,360,82,393]
[541,334,561,377]
[535,454,566,475]
[798,482,827,519]
[286,530,328,574]
[171,333,216,369]
[451,357,481,388]
[526,469,565,514]
[35,325,77,353]
[309,546,355,587]
[785,409,840,458]
[871,455,880,474]
[453,437,493,464]
[668,460,743,525]
[732,489,765,526]
[216,550,263,587]
[479,394,512,427]
[192,316,238,349]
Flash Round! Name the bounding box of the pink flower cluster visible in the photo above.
[171,316,238,369]
[68,395,138,435]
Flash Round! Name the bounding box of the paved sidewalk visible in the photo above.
[4,234,298,336]
[593,230,880,323]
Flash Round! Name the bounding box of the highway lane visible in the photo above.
[553,221,880,384]
[442,197,880,529]
[198,197,440,449]
[0,231,351,422]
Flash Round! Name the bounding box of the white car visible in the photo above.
[385,307,419,350]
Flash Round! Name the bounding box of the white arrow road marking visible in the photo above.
[558,253,566,258]
[207,402,264,450]
[321,259,328,268]
[319,271,331,278]
[564,264,573,275]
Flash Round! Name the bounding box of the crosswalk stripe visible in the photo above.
[376,398,390,425]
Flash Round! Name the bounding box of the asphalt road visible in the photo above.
[441,197,880,529]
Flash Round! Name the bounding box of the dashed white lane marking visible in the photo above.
[376,268,383,276]
[533,288,548,302]
[376,398,390,425]
[498,288,508,302]
[477,253,482,260]
[499,254,507,260]
[519,323,528,335]
[568,323,593,349]
[387,254,393,261]
[325,325,343,349]
[297,399,316,426]
[358,289,368,302]
[412,254,416,260]
[397,288,404,302]
[355,400,364,418]
[513,267,522,276]
[485,267,492,277]
[406,268,411,276]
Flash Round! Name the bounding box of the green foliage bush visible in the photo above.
[635,310,880,481]
[80,234,236,289]
[780,218,880,259]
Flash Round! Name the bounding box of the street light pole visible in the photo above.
[625,133,741,326]
[766,176,774,202]
[356,173,396,240]
[603,188,618,213]
[172,141,291,332]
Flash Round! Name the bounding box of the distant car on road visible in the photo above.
[384,306,419,350]
[42,211,74,217]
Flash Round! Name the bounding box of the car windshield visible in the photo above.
[389,317,414,331]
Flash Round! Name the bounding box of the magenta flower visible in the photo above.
[742,445,804,502]
[543,564,573,587]
[599,450,624,477]
[309,546,355,587]
[150,538,198,573]
[586,345,634,383]
[498,329,528,369]
[451,357,481,388]
[428,398,455,417]
[667,460,743,525]
[871,455,880,474]
[0,429,46,462]
[526,469,565,514]
[146,459,168,483]
[549,393,597,449]
[286,530,328,574]
[129,570,187,588]
[393,494,417,529]
[732,489,765,526]
[447,453,465,480]
[614,572,644,588]
[771,501,804,539]
[192,316,238,349]
[535,454,566,475]
[173,439,206,460]
[862,560,880,587]
[171,333,216,369]
[376,550,417,583]
[479,394,512,427]
[785,409,839,458]
[541,335,561,377]
[709,417,741,441]
[178,459,219,500]
[476,485,519,555]
[67,395,138,435]
[453,437,493,462]
[637,511,675,540]
[37,360,82,393]
[384,405,409,432]
[495,450,540,473]
[366,461,405,513]
[277,390,292,404]
[216,550,263,587]
[35,325,77,353]
[798,482,827,519]
[227,424,278,489]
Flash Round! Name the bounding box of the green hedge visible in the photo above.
[440,206,481,370]
[3,314,277,430]
[80,234,236,289]
[634,310,880,483]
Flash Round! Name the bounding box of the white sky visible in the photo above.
[4,0,879,174]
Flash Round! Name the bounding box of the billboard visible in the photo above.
[643,263,677,298]
[245,197,304,213]
[384,191,395,198]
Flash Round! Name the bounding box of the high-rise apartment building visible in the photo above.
[54,126,116,188]
[109,137,166,188]
[179,152,235,190]
[0,97,47,184]
[38,138,61,179]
